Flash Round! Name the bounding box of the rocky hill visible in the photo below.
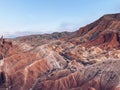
[0,13,120,90]
[14,31,72,47]
[66,13,120,49]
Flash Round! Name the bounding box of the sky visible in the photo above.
[0,0,120,37]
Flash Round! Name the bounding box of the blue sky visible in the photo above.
[0,0,120,37]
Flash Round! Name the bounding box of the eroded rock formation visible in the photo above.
[0,13,120,90]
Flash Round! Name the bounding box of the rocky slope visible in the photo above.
[66,13,120,49]
[0,13,120,90]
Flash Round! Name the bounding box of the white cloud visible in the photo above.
[57,22,80,32]
[1,31,43,38]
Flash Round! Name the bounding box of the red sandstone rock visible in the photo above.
[65,13,120,49]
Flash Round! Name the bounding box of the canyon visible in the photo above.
[0,13,120,90]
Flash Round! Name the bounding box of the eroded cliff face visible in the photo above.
[1,39,120,90]
[1,13,120,90]
[0,40,68,90]
[32,59,120,90]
